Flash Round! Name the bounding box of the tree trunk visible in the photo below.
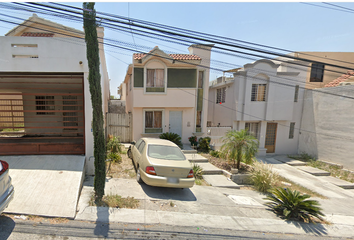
[236,145,242,169]
[83,2,106,201]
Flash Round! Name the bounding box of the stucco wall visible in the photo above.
[0,36,110,175]
[299,86,354,170]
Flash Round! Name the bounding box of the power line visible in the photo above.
[0,9,352,140]
[0,12,352,101]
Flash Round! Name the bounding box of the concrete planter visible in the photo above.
[231,173,252,184]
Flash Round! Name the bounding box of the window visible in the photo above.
[289,122,295,139]
[245,122,259,139]
[137,140,146,153]
[251,84,266,101]
[36,96,55,115]
[216,87,226,104]
[198,71,204,89]
[146,69,164,92]
[294,85,299,102]
[310,63,324,82]
[196,111,202,132]
[145,110,163,133]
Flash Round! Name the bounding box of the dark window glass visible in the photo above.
[310,63,325,82]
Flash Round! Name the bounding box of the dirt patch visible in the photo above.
[4,214,69,224]
[200,153,253,173]
[106,152,136,179]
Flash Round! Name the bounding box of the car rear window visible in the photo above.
[147,145,186,160]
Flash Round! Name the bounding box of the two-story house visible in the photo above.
[207,59,307,155]
[120,44,213,144]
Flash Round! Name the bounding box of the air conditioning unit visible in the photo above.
[339,82,354,86]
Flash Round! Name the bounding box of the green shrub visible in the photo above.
[250,161,279,193]
[288,152,316,162]
[265,187,325,223]
[198,137,211,153]
[188,136,198,147]
[107,136,123,154]
[210,150,220,158]
[159,132,183,149]
[193,164,203,179]
[107,152,122,164]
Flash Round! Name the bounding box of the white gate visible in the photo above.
[107,113,132,143]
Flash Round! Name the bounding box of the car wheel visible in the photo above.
[127,149,132,159]
[136,167,143,183]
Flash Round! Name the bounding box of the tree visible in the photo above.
[83,2,106,201]
[220,129,259,169]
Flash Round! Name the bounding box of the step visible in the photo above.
[296,166,331,176]
[203,175,240,189]
[182,149,197,154]
[274,156,307,166]
[319,176,354,189]
[185,153,208,163]
[195,162,223,175]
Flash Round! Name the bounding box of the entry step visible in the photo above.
[319,176,354,189]
[296,166,330,176]
[195,162,223,175]
[203,175,240,189]
[185,153,208,163]
[274,155,307,166]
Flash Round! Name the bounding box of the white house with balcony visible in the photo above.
[120,44,213,144]
[207,59,307,155]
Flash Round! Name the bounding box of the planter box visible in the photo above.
[231,173,252,184]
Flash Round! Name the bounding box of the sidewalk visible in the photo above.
[75,151,354,239]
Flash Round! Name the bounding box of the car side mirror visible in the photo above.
[131,141,136,145]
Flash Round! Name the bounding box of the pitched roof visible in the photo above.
[21,32,54,37]
[133,46,201,60]
[324,70,354,88]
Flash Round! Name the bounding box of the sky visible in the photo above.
[1,2,354,98]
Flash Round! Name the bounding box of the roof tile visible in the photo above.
[21,32,54,37]
[324,70,354,88]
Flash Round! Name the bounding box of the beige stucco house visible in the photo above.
[120,45,213,144]
[0,14,110,174]
[207,59,307,155]
[281,52,354,90]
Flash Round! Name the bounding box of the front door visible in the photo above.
[169,111,182,138]
[265,123,277,153]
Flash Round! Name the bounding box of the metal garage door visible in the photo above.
[0,73,85,155]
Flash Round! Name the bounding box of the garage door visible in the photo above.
[0,73,85,155]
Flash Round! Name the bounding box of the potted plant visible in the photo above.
[188,136,198,148]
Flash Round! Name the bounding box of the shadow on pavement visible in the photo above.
[288,220,328,236]
[0,215,15,240]
[94,206,110,238]
[140,183,197,201]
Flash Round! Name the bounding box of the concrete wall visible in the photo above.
[0,36,110,175]
[299,86,354,170]
[108,100,126,113]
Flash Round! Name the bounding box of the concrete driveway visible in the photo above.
[1,155,85,219]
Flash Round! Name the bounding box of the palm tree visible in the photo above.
[220,129,259,169]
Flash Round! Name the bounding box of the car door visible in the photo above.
[135,140,146,169]
[132,139,142,166]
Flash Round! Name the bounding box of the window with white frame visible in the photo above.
[144,110,163,133]
[146,69,165,92]
[245,122,259,139]
[289,122,295,139]
[216,87,226,104]
[251,84,266,101]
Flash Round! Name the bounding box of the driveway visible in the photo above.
[1,155,85,219]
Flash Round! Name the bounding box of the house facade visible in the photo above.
[282,52,354,90]
[207,59,307,155]
[120,45,213,144]
[0,14,110,174]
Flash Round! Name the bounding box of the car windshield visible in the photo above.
[147,144,186,160]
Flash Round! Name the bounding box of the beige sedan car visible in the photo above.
[128,138,195,188]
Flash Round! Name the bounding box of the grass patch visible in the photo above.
[307,160,354,183]
[288,152,316,162]
[90,194,139,208]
